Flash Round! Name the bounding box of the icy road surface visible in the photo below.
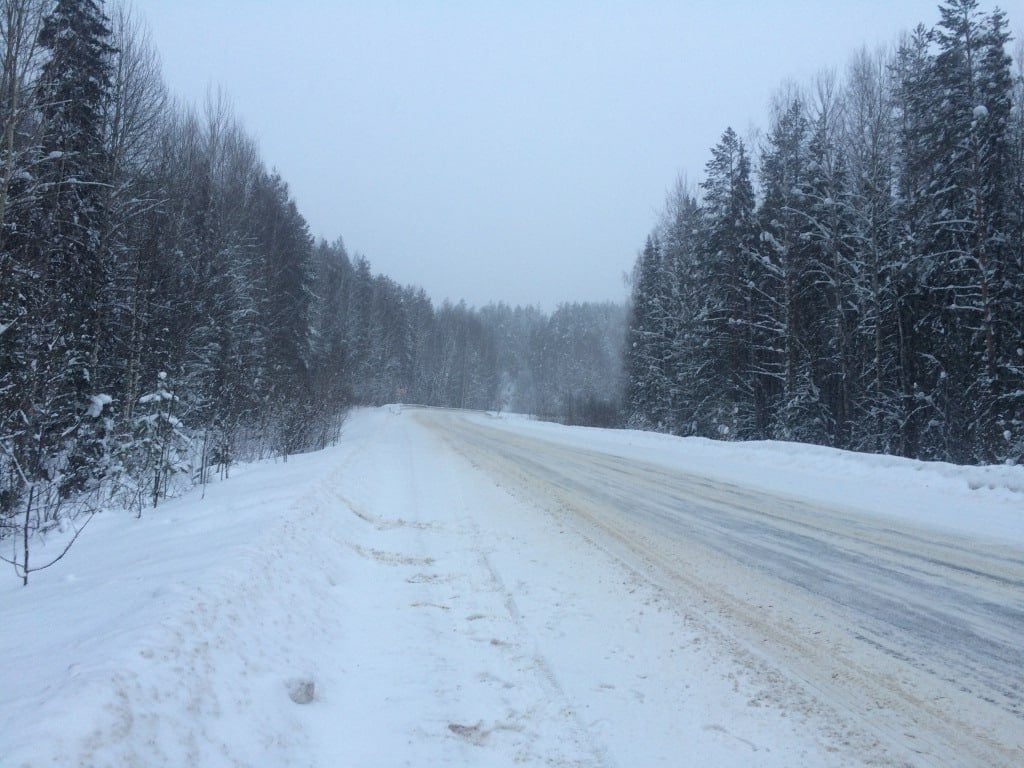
[2,406,1022,767]
[416,408,1024,767]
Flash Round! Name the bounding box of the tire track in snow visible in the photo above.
[333,409,618,766]
[417,409,1024,768]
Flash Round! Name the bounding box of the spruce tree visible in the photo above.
[0,0,116,580]
[657,186,702,434]
[21,0,115,495]
[698,127,763,437]
[923,0,1016,460]
[799,79,859,447]
[758,96,821,441]
[625,235,673,430]
[842,49,904,454]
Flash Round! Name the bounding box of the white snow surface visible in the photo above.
[482,411,1024,546]
[86,393,113,418]
[1,407,1021,767]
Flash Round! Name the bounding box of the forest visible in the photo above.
[0,0,1022,581]
[0,0,622,581]
[626,0,1024,466]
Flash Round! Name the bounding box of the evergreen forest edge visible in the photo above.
[1,0,1022,581]
[626,0,1023,466]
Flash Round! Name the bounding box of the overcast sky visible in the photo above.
[129,0,972,310]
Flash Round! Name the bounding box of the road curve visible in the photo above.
[416,409,1024,768]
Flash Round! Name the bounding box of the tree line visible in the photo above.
[0,0,623,582]
[626,0,1023,465]
[311,242,624,425]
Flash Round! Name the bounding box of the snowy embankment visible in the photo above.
[480,412,1024,546]
[1,407,1020,767]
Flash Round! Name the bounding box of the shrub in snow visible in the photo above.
[0,395,111,585]
[130,373,192,513]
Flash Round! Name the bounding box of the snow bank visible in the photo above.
[480,412,1024,545]
[0,417,374,766]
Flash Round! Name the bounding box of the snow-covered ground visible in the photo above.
[1,407,1021,767]
[478,410,1024,546]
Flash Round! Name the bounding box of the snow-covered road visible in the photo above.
[3,407,1021,766]
[418,409,1024,767]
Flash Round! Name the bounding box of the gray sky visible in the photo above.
[129,0,959,310]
